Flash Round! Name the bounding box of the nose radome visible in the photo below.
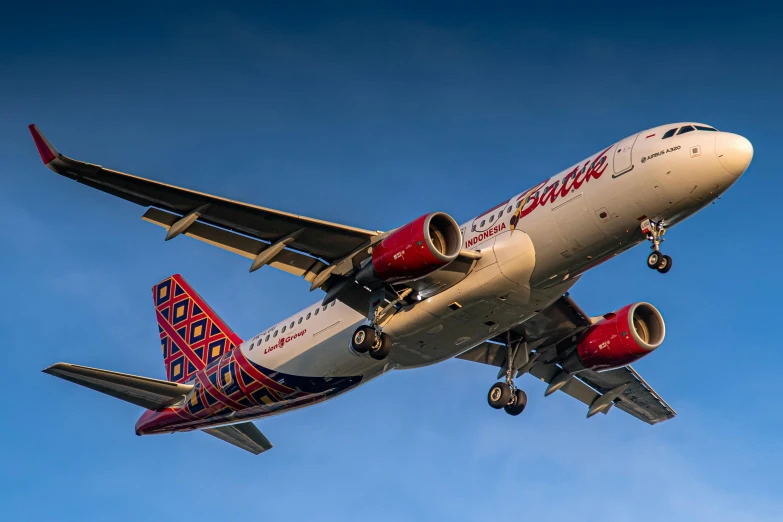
[715,132,753,177]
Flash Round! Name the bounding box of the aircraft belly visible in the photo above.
[385,237,557,369]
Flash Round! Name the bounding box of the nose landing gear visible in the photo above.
[486,333,529,416]
[643,219,672,274]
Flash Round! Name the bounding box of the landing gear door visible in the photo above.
[613,133,640,176]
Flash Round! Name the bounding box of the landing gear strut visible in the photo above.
[350,287,393,360]
[487,333,528,416]
[643,219,673,274]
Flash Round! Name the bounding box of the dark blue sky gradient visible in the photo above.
[1,2,780,521]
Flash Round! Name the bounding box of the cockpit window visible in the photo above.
[695,125,717,131]
[662,128,677,139]
[677,125,695,135]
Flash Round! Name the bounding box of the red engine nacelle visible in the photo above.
[356,212,462,284]
[571,302,665,371]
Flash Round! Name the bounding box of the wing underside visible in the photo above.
[29,125,480,318]
[458,295,676,424]
[28,124,378,264]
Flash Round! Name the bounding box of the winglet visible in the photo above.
[28,124,60,165]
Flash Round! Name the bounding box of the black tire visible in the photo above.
[351,326,376,354]
[369,332,392,360]
[657,255,673,274]
[504,389,528,416]
[487,382,513,409]
[647,251,661,269]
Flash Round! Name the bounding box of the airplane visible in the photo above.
[30,122,753,454]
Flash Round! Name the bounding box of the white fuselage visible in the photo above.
[238,123,750,401]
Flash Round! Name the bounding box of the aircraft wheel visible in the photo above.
[504,389,528,416]
[487,382,512,409]
[647,251,662,270]
[369,332,392,360]
[351,326,376,354]
[657,255,673,274]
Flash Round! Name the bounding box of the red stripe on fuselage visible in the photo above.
[233,347,295,396]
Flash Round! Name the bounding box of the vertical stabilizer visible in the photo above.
[152,274,242,383]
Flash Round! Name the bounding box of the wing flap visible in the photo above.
[575,365,676,424]
[142,208,328,281]
[528,362,602,407]
[203,422,273,455]
[43,362,193,411]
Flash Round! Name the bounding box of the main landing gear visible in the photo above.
[351,325,392,360]
[487,333,528,416]
[643,219,673,274]
[350,286,393,360]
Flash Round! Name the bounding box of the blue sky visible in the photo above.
[1,2,781,520]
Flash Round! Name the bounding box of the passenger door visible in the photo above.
[613,133,640,175]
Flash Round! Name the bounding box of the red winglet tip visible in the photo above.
[28,124,58,164]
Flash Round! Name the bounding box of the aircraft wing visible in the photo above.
[202,422,273,455]
[457,295,676,425]
[28,124,378,282]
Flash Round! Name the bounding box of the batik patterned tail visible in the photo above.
[152,274,243,383]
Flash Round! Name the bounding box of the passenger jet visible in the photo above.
[30,122,752,454]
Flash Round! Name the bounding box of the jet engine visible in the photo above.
[356,212,462,285]
[564,302,665,372]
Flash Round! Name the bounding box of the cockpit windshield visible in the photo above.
[662,124,719,139]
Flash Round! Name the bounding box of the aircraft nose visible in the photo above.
[715,132,753,177]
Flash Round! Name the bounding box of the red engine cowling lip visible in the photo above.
[422,212,461,263]
[575,302,665,371]
[368,212,461,283]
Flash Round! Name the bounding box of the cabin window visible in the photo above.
[273,330,278,337]
[314,308,319,316]
[331,301,336,307]
[265,335,270,342]
[290,321,295,328]
[662,128,678,139]
[677,125,695,135]
[306,312,311,320]
[281,325,286,333]
[480,220,485,226]
[249,342,255,350]
[322,305,327,311]
[498,210,503,218]
[298,317,303,324]
[516,201,522,208]
[507,206,512,213]
[489,215,494,222]
[695,125,717,131]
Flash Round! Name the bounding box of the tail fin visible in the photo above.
[152,274,243,383]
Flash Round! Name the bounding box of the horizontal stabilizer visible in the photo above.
[203,422,273,455]
[43,362,193,411]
